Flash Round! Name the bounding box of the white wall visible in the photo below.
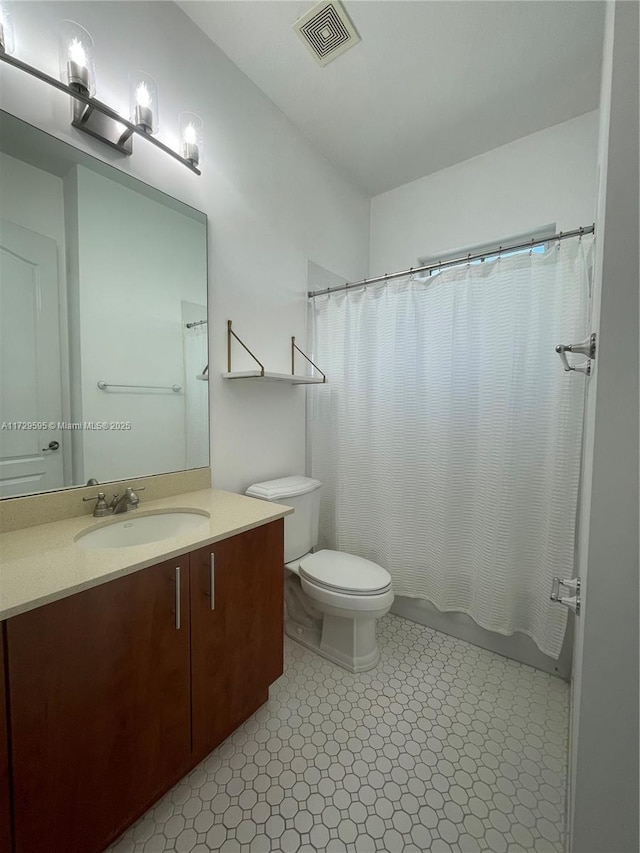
[369,112,599,275]
[67,165,206,484]
[0,1,370,494]
[569,3,639,851]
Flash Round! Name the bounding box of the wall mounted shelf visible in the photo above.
[223,320,326,385]
[222,371,325,385]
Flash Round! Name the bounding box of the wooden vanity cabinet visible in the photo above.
[6,554,191,853]
[0,629,12,853]
[190,520,284,760]
[1,519,285,853]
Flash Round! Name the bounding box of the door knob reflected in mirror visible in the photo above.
[42,441,60,452]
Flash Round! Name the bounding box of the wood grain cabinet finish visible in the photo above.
[6,555,191,853]
[1,521,285,853]
[191,519,284,761]
[0,628,12,853]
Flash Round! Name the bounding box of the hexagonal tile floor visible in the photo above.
[107,614,568,853]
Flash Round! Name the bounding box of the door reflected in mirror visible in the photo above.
[0,111,209,498]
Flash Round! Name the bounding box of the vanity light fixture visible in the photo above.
[130,71,158,135]
[59,20,95,96]
[0,18,202,174]
[179,111,203,168]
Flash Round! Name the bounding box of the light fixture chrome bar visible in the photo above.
[0,52,201,175]
[97,381,182,392]
[308,225,595,298]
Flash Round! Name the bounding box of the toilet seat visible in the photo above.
[299,550,391,596]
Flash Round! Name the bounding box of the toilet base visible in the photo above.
[284,571,390,673]
[284,617,381,672]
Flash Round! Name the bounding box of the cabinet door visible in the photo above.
[0,627,11,853]
[7,555,191,853]
[191,520,284,760]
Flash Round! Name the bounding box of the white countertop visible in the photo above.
[0,489,293,621]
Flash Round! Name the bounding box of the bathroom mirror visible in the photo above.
[0,110,209,498]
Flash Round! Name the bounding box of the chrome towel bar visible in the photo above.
[97,381,182,393]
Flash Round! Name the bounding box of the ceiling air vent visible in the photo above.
[292,1,361,67]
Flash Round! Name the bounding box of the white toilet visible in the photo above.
[245,476,394,672]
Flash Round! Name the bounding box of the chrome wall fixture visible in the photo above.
[0,15,203,175]
[555,333,596,376]
[97,381,182,393]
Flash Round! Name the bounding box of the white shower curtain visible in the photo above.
[308,239,591,658]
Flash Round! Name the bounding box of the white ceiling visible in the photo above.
[179,1,605,196]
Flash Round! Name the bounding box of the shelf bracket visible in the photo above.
[292,337,326,383]
[227,321,265,376]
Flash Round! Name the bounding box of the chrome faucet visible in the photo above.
[111,486,145,514]
[83,485,145,517]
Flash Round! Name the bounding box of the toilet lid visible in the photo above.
[299,550,392,595]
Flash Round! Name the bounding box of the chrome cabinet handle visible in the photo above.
[175,566,181,630]
[210,554,215,611]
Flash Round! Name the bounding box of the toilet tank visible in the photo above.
[245,476,322,563]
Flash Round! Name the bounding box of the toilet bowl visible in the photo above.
[246,476,393,672]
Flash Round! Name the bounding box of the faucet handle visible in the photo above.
[83,491,106,503]
[83,492,111,517]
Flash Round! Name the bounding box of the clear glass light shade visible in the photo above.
[58,20,95,96]
[179,112,203,167]
[0,3,15,55]
[129,71,159,134]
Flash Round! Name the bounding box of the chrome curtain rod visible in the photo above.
[185,319,208,328]
[308,224,595,298]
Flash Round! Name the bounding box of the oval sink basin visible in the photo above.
[75,509,210,549]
